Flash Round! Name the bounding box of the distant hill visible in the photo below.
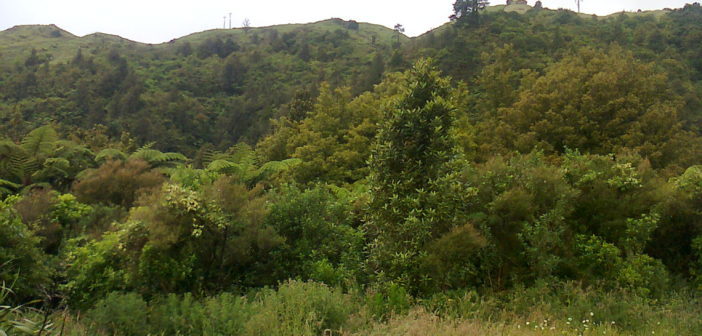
[0,19,406,152]
[0,19,407,65]
[1,4,701,154]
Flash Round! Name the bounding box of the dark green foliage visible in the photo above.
[366,282,412,319]
[0,196,50,302]
[0,20,402,153]
[12,189,90,254]
[365,60,481,292]
[79,281,355,336]
[86,292,149,336]
[265,185,364,286]
[458,151,675,295]
[451,0,490,25]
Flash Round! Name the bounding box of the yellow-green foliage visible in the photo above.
[475,46,698,169]
[257,74,406,185]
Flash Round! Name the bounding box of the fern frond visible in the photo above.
[20,126,58,158]
[36,158,71,178]
[226,143,258,166]
[206,160,247,176]
[55,140,94,158]
[96,148,128,163]
[0,141,27,182]
[130,148,186,167]
[256,158,301,178]
[0,179,19,195]
[157,152,188,163]
[129,149,162,163]
[137,142,156,151]
[19,158,41,179]
[200,149,224,166]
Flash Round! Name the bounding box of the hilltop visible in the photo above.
[1,4,701,153]
[0,18,407,151]
[0,19,406,65]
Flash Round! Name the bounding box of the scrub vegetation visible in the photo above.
[2,2,702,335]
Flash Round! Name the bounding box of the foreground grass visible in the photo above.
[4,280,699,336]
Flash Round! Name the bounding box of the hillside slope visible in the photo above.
[1,4,701,155]
[0,19,406,153]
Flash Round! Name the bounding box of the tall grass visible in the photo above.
[58,280,702,336]
[69,280,355,336]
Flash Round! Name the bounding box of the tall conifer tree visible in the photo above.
[366,60,480,292]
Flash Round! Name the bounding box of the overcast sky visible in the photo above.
[0,0,695,43]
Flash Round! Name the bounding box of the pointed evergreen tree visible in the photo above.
[365,59,480,292]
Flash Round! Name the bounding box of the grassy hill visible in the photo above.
[1,4,701,154]
[0,19,406,66]
[0,19,406,152]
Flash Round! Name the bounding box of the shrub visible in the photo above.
[244,280,356,336]
[63,231,128,307]
[366,282,412,320]
[616,254,670,298]
[265,185,364,285]
[148,293,207,335]
[72,159,165,207]
[85,292,148,336]
[0,196,49,302]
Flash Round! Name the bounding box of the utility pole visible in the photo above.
[223,16,226,29]
[575,0,582,13]
[229,13,232,29]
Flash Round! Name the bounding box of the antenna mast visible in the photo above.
[229,13,232,29]
[575,0,582,13]
[223,16,226,28]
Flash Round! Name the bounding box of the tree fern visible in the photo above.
[20,126,57,159]
[256,158,302,178]
[1,127,94,188]
[95,148,128,163]
[200,148,224,167]
[206,159,247,177]
[0,141,26,183]
[32,157,71,182]
[129,144,187,168]
[226,143,257,167]
[54,140,94,163]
